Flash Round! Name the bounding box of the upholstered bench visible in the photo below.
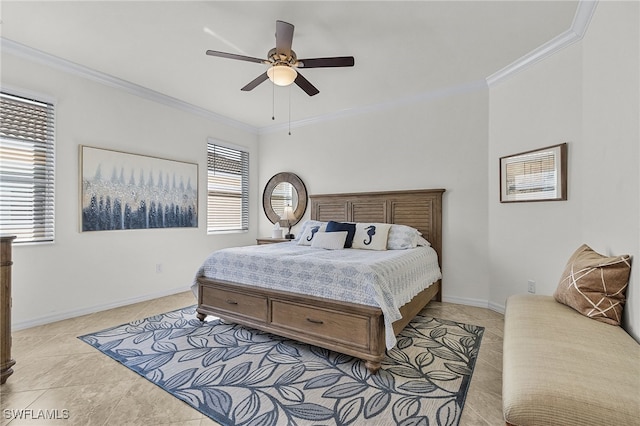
[502,294,640,426]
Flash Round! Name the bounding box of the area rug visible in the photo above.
[79,306,484,426]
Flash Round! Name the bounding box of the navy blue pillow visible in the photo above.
[325,221,356,248]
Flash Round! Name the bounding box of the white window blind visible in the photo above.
[0,92,55,243]
[207,141,249,232]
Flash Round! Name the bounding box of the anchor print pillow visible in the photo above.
[352,223,392,250]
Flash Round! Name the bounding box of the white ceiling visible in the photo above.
[1,1,579,131]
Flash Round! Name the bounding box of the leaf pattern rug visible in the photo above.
[79,306,484,426]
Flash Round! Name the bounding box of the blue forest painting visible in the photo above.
[81,146,198,232]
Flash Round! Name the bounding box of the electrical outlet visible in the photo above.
[527,280,536,294]
[156,263,163,274]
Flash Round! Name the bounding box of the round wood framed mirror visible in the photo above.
[263,172,307,225]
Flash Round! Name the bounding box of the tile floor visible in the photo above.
[1,292,504,425]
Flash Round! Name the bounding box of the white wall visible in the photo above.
[581,1,639,340]
[2,53,259,329]
[488,43,584,305]
[488,1,639,340]
[258,88,491,306]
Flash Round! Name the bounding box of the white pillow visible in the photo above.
[311,231,348,250]
[352,223,391,250]
[417,236,431,247]
[387,224,422,250]
[297,223,326,246]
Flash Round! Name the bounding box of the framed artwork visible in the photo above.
[500,143,567,203]
[80,145,198,231]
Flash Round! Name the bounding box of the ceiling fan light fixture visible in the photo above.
[267,65,297,86]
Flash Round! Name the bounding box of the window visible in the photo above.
[0,92,55,243]
[207,141,249,233]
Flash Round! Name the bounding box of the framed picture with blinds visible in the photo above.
[80,146,198,231]
[500,143,567,203]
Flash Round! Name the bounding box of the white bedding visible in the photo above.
[192,243,442,349]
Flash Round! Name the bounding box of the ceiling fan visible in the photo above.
[205,20,354,96]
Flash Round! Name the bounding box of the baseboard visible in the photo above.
[441,295,505,315]
[14,289,507,331]
[12,285,191,331]
[488,301,506,315]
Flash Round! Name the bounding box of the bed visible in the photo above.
[194,189,444,373]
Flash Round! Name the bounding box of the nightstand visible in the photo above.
[256,238,291,245]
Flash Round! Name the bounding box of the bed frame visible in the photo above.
[196,189,444,373]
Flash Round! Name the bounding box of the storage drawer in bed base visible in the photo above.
[197,277,386,371]
[196,277,440,374]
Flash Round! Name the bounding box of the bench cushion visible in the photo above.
[503,294,640,426]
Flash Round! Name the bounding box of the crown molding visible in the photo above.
[1,37,259,135]
[571,0,598,38]
[2,35,487,136]
[486,0,597,87]
[2,0,598,134]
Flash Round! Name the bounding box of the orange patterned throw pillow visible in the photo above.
[554,244,632,326]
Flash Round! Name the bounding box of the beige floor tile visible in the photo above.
[464,361,504,424]
[459,404,492,425]
[13,312,103,339]
[13,334,94,361]
[83,302,154,329]
[9,335,60,363]
[0,390,47,426]
[105,378,205,425]
[3,381,133,426]
[197,418,222,426]
[158,421,210,426]
[1,355,71,394]
[1,292,505,426]
[477,340,503,372]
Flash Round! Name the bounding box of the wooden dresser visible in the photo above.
[1,235,16,384]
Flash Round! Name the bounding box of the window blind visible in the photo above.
[0,92,55,243]
[207,142,249,232]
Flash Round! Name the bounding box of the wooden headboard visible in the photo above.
[309,189,445,268]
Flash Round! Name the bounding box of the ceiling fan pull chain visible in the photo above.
[288,86,292,136]
[272,78,275,120]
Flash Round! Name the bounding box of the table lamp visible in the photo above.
[280,205,296,239]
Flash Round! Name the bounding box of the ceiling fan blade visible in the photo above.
[294,72,319,96]
[241,72,270,91]
[297,56,355,68]
[206,50,266,64]
[275,20,294,56]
